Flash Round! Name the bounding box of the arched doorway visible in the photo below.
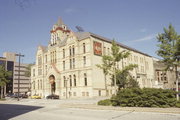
[49,75,56,94]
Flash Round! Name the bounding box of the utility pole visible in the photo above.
[15,53,24,101]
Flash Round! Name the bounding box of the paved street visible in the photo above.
[0,98,180,120]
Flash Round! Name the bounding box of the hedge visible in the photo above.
[98,88,179,108]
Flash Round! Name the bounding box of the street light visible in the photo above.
[15,53,24,101]
[170,64,179,101]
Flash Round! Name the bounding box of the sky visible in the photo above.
[0,0,180,64]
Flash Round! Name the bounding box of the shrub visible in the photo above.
[111,88,177,107]
[176,100,180,108]
[98,99,112,106]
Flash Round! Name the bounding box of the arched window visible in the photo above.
[83,43,86,53]
[63,49,65,58]
[69,75,72,87]
[72,45,75,56]
[69,46,72,56]
[84,73,87,86]
[74,74,76,87]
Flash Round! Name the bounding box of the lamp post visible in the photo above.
[170,64,179,101]
[175,65,179,101]
[15,53,24,101]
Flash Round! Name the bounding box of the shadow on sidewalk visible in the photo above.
[0,104,43,120]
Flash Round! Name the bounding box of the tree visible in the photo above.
[116,64,138,89]
[97,40,138,94]
[96,56,112,96]
[157,24,180,100]
[0,65,12,99]
[25,64,34,77]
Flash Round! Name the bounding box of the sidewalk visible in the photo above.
[60,103,180,114]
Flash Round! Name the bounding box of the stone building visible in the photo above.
[31,19,156,99]
[153,58,177,89]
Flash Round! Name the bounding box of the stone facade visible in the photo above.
[153,58,177,89]
[31,19,156,99]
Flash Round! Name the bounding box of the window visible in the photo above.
[69,75,72,87]
[157,71,159,76]
[158,77,160,81]
[98,90,101,96]
[69,46,72,56]
[63,61,65,70]
[45,65,47,75]
[63,49,65,58]
[83,43,86,53]
[84,73,87,86]
[40,80,42,89]
[38,55,42,65]
[45,55,47,63]
[83,56,86,66]
[38,80,39,90]
[74,74,76,87]
[111,75,115,86]
[63,76,66,87]
[72,45,75,56]
[70,59,72,69]
[103,47,106,55]
[73,58,75,68]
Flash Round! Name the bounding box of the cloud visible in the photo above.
[131,34,157,42]
[64,8,77,14]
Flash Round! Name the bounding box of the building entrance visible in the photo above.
[49,75,56,94]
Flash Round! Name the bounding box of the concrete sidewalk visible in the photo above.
[60,104,180,114]
[1,98,180,114]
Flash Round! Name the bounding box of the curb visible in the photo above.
[60,104,180,114]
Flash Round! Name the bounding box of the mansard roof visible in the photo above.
[74,32,151,57]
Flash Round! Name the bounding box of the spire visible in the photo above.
[57,17,64,26]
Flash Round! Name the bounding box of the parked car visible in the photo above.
[5,93,28,99]
[6,93,14,97]
[22,94,28,98]
[31,94,41,99]
[46,94,59,99]
[11,93,22,98]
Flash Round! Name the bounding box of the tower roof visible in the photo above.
[57,18,64,26]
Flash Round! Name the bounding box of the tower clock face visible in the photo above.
[93,41,102,56]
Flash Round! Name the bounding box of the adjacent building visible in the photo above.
[0,52,30,96]
[31,19,156,99]
[153,58,178,89]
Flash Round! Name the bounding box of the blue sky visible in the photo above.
[0,0,180,63]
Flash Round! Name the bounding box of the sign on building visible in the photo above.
[93,41,102,56]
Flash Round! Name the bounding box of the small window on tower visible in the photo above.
[64,26,66,30]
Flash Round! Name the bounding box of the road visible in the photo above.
[0,98,180,120]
